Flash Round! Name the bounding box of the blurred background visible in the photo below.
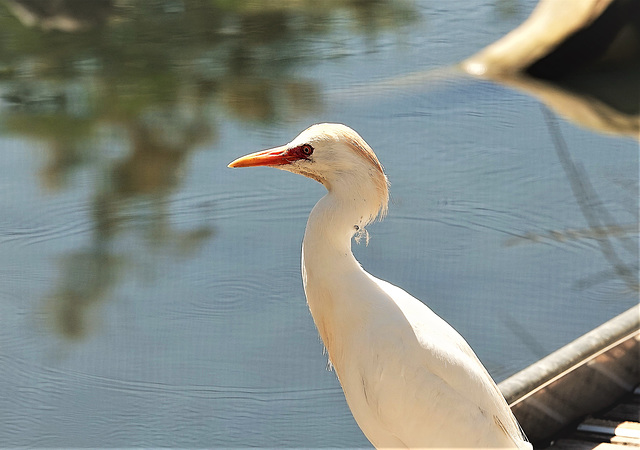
[0,0,637,447]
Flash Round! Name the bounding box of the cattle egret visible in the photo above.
[229,123,531,448]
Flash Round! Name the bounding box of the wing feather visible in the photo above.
[363,277,529,448]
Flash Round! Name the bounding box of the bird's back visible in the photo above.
[368,277,529,447]
[306,264,530,448]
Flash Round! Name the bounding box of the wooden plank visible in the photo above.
[549,438,631,449]
[602,400,640,422]
[499,306,640,443]
[543,391,640,449]
[610,434,640,445]
[578,418,640,439]
[566,428,640,446]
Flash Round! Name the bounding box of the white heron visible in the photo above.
[229,123,531,448]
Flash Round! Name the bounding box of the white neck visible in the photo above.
[301,187,378,372]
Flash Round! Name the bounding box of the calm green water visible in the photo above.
[0,1,637,447]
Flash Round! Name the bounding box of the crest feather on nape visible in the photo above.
[341,128,390,221]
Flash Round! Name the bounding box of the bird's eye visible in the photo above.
[301,144,313,156]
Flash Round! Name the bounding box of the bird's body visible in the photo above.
[229,123,530,448]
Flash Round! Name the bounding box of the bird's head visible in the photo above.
[229,123,389,224]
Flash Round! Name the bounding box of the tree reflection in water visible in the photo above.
[0,0,416,339]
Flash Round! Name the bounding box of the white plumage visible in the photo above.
[229,123,531,448]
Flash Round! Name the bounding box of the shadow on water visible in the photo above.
[507,107,638,292]
[486,67,639,298]
[0,0,417,340]
[500,98,638,359]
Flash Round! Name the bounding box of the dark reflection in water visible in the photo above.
[45,250,122,339]
[469,35,639,294]
[3,0,113,32]
[487,68,639,295]
[0,0,416,341]
[542,106,637,291]
[481,67,640,139]
[499,100,638,358]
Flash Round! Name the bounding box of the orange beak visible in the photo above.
[228,145,293,168]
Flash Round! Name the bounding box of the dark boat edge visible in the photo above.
[498,305,639,446]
